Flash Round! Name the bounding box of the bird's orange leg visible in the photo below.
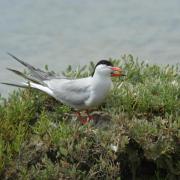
[85,110,93,122]
[76,111,88,125]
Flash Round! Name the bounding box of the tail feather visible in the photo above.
[29,82,54,96]
[1,81,54,96]
[7,52,36,71]
[7,52,51,81]
[3,53,55,97]
[1,82,28,88]
[7,68,42,85]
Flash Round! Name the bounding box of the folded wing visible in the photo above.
[45,78,91,108]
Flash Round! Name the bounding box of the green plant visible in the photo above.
[0,55,180,179]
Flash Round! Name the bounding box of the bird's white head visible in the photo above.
[92,60,124,78]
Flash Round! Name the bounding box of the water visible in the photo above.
[0,0,180,96]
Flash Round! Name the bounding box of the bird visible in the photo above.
[2,53,124,124]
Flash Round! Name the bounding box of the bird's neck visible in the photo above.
[92,73,112,87]
[92,72,111,81]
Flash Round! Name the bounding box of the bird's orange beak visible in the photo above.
[111,67,125,77]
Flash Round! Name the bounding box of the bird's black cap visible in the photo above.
[95,60,113,67]
[92,60,113,76]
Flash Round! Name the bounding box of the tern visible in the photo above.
[2,53,124,124]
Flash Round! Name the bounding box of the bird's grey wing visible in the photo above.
[46,79,91,107]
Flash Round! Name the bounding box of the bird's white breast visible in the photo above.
[85,76,112,107]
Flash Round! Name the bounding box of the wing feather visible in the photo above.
[45,78,91,108]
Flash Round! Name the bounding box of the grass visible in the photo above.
[0,55,180,179]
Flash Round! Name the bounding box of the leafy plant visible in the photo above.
[0,55,179,179]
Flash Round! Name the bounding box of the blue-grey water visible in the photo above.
[0,0,180,97]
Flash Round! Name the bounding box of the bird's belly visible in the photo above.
[85,83,111,107]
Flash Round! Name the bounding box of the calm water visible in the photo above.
[0,0,180,96]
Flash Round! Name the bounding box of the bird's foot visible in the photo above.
[80,116,93,125]
[79,118,88,125]
[85,110,94,122]
[87,115,93,121]
[76,111,94,125]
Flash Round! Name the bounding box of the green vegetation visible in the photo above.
[0,55,180,179]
